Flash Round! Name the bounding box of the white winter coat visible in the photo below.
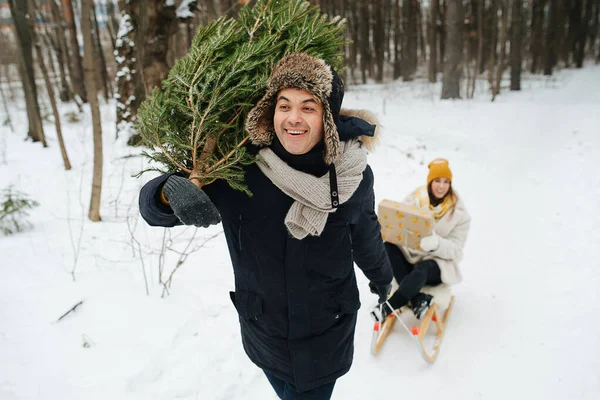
[399,189,471,284]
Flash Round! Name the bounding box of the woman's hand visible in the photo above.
[419,232,440,252]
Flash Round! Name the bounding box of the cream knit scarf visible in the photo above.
[257,139,367,239]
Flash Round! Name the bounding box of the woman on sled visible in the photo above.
[372,158,471,320]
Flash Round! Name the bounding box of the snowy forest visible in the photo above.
[1,0,599,399]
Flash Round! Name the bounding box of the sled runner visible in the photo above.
[370,284,454,364]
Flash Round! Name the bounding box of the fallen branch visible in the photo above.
[56,300,84,322]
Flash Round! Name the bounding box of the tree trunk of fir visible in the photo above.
[62,0,87,102]
[373,0,385,82]
[359,1,370,83]
[492,0,508,100]
[510,0,523,91]
[441,0,463,99]
[429,0,438,82]
[82,0,103,222]
[544,0,559,75]
[8,0,46,145]
[530,0,545,73]
[30,0,72,170]
[394,0,402,79]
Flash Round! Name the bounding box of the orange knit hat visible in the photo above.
[427,158,453,185]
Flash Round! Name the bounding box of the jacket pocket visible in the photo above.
[305,222,353,280]
[229,290,263,320]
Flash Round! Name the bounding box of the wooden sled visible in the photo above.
[370,285,454,364]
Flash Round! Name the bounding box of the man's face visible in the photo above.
[273,88,324,155]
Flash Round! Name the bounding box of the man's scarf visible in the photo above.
[257,139,367,239]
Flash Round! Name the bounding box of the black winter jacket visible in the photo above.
[139,143,392,392]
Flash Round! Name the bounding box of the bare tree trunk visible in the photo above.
[49,0,73,102]
[394,0,402,79]
[544,0,559,75]
[359,1,370,83]
[492,0,508,100]
[417,1,427,65]
[202,0,218,21]
[439,0,447,70]
[470,0,484,97]
[347,0,358,82]
[556,0,568,67]
[373,0,385,82]
[115,0,178,143]
[402,0,417,81]
[220,0,235,17]
[105,0,118,53]
[487,0,497,86]
[441,0,463,99]
[429,0,439,82]
[575,0,593,67]
[92,3,111,101]
[2,63,15,101]
[29,0,72,170]
[63,0,87,102]
[82,0,103,222]
[8,0,47,145]
[530,0,545,73]
[115,2,139,139]
[0,78,14,136]
[595,0,600,62]
[591,0,599,62]
[384,0,392,64]
[510,0,523,90]
[564,0,582,67]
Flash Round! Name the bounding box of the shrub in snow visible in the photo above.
[0,186,40,236]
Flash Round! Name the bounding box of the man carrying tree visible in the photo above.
[139,52,393,399]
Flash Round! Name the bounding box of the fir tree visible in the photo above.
[0,186,39,235]
[136,0,346,195]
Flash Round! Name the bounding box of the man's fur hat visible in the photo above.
[245,53,378,164]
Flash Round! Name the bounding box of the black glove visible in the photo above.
[162,175,221,227]
[369,281,393,305]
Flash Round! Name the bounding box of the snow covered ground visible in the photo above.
[1,66,599,400]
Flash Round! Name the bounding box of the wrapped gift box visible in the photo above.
[377,199,434,250]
